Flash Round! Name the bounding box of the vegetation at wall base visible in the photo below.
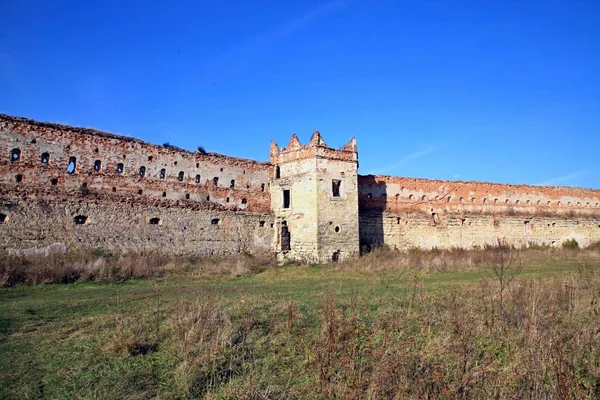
[1,246,600,398]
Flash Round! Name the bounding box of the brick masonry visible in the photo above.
[1,113,599,261]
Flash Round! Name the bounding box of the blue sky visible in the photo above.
[1,0,599,188]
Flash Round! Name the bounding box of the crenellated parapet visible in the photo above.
[269,130,358,165]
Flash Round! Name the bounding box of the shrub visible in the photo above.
[562,238,579,249]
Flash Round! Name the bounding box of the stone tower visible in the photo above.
[270,130,359,263]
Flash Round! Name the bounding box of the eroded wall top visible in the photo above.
[359,175,600,217]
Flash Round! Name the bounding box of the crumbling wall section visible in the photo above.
[0,114,272,212]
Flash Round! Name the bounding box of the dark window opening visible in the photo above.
[334,226,340,233]
[275,166,281,179]
[261,183,265,192]
[206,195,210,201]
[397,217,401,224]
[185,193,190,200]
[74,215,88,225]
[283,189,291,208]
[367,193,372,199]
[211,218,220,225]
[149,217,160,225]
[259,220,265,227]
[213,177,219,186]
[138,189,143,195]
[159,168,166,179]
[112,187,116,192]
[196,162,199,168]
[174,161,177,166]
[281,221,291,252]
[94,160,102,172]
[10,149,21,161]
[51,178,58,186]
[230,179,235,188]
[65,145,70,151]
[162,192,167,197]
[94,148,99,153]
[178,171,184,182]
[139,166,146,178]
[0,213,6,223]
[195,174,201,184]
[15,174,23,183]
[220,168,224,172]
[148,156,153,161]
[332,251,341,262]
[67,156,77,174]
[116,163,124,173]
[226,197,230,203]
[241,198,247,204]
[41,152,50,164]
[30,138,37,144]
[332,180,341,197]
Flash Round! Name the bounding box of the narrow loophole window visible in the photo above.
[178,171,184,182]
[41,152,50,164]
[160,168,166,179]
[94,160,102,172]
[149,217,161,225]
[230,179,235,189]
[139,166,146,178]
[275,166,280,179]
[74,215,88,225]
[283,189,291,208]
[195,174,201,184]
[116,163,124,173]
[213,177,219,186]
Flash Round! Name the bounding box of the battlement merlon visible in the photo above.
[269,131,358,165]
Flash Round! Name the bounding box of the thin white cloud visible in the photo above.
[273,0,355,37]
[371,146,437,175]
[535,169,592,186]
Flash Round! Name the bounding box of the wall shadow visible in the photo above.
[357,175,386,254]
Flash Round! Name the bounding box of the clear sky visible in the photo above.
[1,0,599,188]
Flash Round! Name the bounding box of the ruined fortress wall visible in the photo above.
[0,114,274,256]
[0,198,274,256]
[0,114,272,212]
[359,175,600,250]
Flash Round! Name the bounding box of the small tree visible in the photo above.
[197,146,207,154]
[487,245,522,317]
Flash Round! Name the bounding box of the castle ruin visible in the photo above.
[1,114,599,263]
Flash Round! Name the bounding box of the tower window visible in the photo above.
[213,177,219,186]
[178,171,184,182]
[281,221,291,251]
[116,163,124,173]
[283,189,291,209]
[195,174,201,184]
[275,166,281,179]
[74,215,88,225]
[41,152,50,164]
[230,179,235,188]
[94,160,102,172]
[139,166,146,178]
[261,183,265,192]
[160,168,166,179]
[332,180,341,197]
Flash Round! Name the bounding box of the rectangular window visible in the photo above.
[283,189,291,209]
[332,180,341,197]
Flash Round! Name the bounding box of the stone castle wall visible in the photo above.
[358,175,600,250]
[1,113,599,260]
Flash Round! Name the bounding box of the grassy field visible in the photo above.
[1,249,600,399]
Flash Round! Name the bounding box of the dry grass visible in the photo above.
[0,248,274,287]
